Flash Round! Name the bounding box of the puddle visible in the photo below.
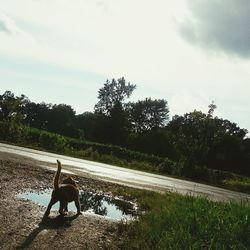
[17,189,137,220]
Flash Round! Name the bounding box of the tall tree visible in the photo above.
[108,101,130,145]
[22,102,51,129]
[127,98,169,133]
[207,101,217,117]
[0,90,29,123]
[95,77,136,115]
[47,104,78,137]
[167,104,248,175]
[76,112,96,140]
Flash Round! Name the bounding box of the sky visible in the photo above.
[0,0,250,132]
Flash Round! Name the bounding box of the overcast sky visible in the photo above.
[1,0,250,132]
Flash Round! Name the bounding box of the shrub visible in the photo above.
[0,121,23,142]
[22,126,41,143]
[39,131,67,152]
[158,158,176,175]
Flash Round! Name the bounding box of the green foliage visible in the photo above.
[1,88,250,179]
[127,129,176,159]
[121,193,250,249]
[1,121,250,192]
[0,121,12,140]
[22,126,41,143]
[76,112,95,140]
[38,131,67,152]
[47,104,79,137]
[66,136,170,167]
[108,101,130,145]
[0,120,24,142]
[0,120,174,173]
[223,178,250,193]
[95,77,136,115]
[158,158,177,175]
[127,98,169,133]
[167,108,249,176]
[22,102,51,129]
[0,90,29,123]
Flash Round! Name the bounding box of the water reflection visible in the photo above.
[17,189,137,220]
[80,191,137,219]
[80,192,107,216]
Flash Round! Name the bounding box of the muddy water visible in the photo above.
[17,189,137,220]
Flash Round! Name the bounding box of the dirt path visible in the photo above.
[0,152,126,249]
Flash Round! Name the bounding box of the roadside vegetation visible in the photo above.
[0,79,250,193]
[117,190,250,249]
[1,81,250,249]
[0,121,250,194]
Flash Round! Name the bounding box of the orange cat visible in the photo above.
[43,160,81,217]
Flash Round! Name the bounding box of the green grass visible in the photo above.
[223,178,250,193]
[119,191,250,249]
[65,147,162,174]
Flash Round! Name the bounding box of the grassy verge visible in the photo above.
[117,190,250,249]
[223,178,250,194]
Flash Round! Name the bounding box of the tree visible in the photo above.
[167,111,210,165]
[208,134,245,173]
[127,128,176,158]
[127,98,169,133]
[95,77,136,115]
[76,112,96,140]
[167,105,249,175]
[47,104,79,137]
[207,101,217,117]
[90,113,110,143]
[0,90,29,123]
[108,101,130,145]
[22,102,52,129]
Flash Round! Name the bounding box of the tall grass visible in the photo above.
[120,192,250,249]
[223,178,250,193]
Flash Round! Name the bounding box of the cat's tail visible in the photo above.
[54,160,61,190]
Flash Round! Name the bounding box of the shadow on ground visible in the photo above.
[16,214,79,249]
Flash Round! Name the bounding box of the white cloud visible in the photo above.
[0,13,27,35]
[0,13,38,61]
[0,0,250,130]
[169,90,210,117]
[0,1,183,77]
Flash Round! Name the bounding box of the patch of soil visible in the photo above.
[0,152,126,249]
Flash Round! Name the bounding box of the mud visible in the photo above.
[0,152,129,249]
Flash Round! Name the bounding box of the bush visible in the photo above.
[22,126,41,143]
[0,121,11,140]
[158,158,176,175]
[223,179,250,193]
[39,131,67,152]
[1,121,169,170]
[66,137,168,166]
[0,121,23,142]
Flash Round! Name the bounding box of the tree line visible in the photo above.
[0,77,249,176]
